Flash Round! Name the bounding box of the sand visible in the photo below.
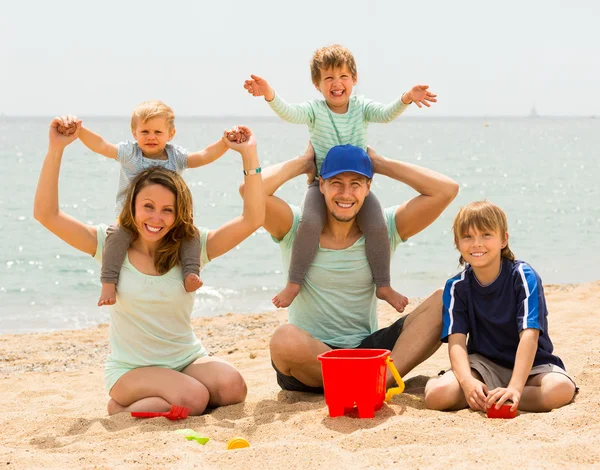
[1,282,599,469]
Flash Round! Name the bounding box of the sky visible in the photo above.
[0,0,598,117]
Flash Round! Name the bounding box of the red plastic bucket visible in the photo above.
[318,349,403,418]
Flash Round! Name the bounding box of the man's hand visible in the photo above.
[402,85,437,108]
[366,146,385,174]
[460,377,489,411]
[49,116,81,151]
[486,386,521,412]
[244,75,275,101]
[299,141,316,184]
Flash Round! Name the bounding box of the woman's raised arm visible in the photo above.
[33,116,98,256]
[205,126,265,261]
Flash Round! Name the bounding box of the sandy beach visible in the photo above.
[1,281,599,469]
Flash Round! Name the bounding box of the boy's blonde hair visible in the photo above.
[310,44,357,85]
[130,100,175,132]
[118,167,198,275]
[452,200,515,266]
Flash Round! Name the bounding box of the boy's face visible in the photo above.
[319,172,371,223]
[132,117,176,157]
[314,64,357,113]
[458,226,508,272]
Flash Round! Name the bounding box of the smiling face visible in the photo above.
[457,226,508,275]
[132,116,176,158]
[314,64,357,113]
[133,183,176,243]
[320,172,371,222]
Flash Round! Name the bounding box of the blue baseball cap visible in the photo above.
[320,145,373,180]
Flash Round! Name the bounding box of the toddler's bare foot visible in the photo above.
[376,286,408,313]
[98,283,117,307]
[184,273,203,292]
[272,282,301,308]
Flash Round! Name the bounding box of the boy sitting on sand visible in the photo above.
[424,201,577,413]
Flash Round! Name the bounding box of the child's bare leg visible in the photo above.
[356,192,408,312]
[100,225,132,306]
[273,181,325,308]
[424,370,469,410]
[518,372,576,412]
[180,232,202,292]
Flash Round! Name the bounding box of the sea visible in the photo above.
[1,116,598,334]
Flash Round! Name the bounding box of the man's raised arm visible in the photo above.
[368,147,459,241]
[240,143,316,241]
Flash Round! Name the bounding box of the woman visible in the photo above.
[34,117,265,416]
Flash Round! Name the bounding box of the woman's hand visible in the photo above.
[224,125,256,153]
[49,115,81,152]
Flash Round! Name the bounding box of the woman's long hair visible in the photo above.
[118,167,198,274]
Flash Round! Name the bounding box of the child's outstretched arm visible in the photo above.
[187,136,229,169]
[363,85,438,123]
[78,125,118,159]
[243,75,314,125]
[486,329,539,412]
[448,334,489,411]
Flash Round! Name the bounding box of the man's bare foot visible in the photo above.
[98,283,117,307]
[272,282,301,308]
[107,398,126,415]
[184,273,203,292]
[376,286,408,313]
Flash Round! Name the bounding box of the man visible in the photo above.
[259,143,458,392]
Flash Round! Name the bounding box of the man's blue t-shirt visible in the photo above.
[441,257,564,370]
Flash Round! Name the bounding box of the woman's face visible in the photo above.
[133,183,176,242]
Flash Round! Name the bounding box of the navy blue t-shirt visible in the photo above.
[441,258,564,370]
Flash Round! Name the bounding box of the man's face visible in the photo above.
[320,172,371,222]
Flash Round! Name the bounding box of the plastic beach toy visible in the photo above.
[131,404,190,420]
[175,429,210,445]
[227,437,250,450]
[486,403,517,419]
[317,349,405,418]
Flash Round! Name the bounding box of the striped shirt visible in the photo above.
[441,258,565,370]
[268,93,409,174]
[115,141,188,214]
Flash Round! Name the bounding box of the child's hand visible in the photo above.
[224,125,251,144]
[56,115,81,137]
[49,116,81,151]
[223,126,255,152]
[243,75,275,101]
[486,386,521,412]
[403,85,437,108]
[461,377,488,411]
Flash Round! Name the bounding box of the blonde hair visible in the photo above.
[118,167,198,275]
[130,100,175,132]
[310,44,357,85]
[452,200,515,266]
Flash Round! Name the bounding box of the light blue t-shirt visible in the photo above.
[115,141,188,214]
[273,205,404,348]
[94,224,210,390]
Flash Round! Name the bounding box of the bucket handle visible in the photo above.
[384,357,405,402]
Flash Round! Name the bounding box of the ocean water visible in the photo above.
[1,116,598,334]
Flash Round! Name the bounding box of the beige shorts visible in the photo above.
[468,353,577,391]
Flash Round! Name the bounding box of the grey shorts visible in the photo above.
[272,315,408,394]
[468,353,577,392]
